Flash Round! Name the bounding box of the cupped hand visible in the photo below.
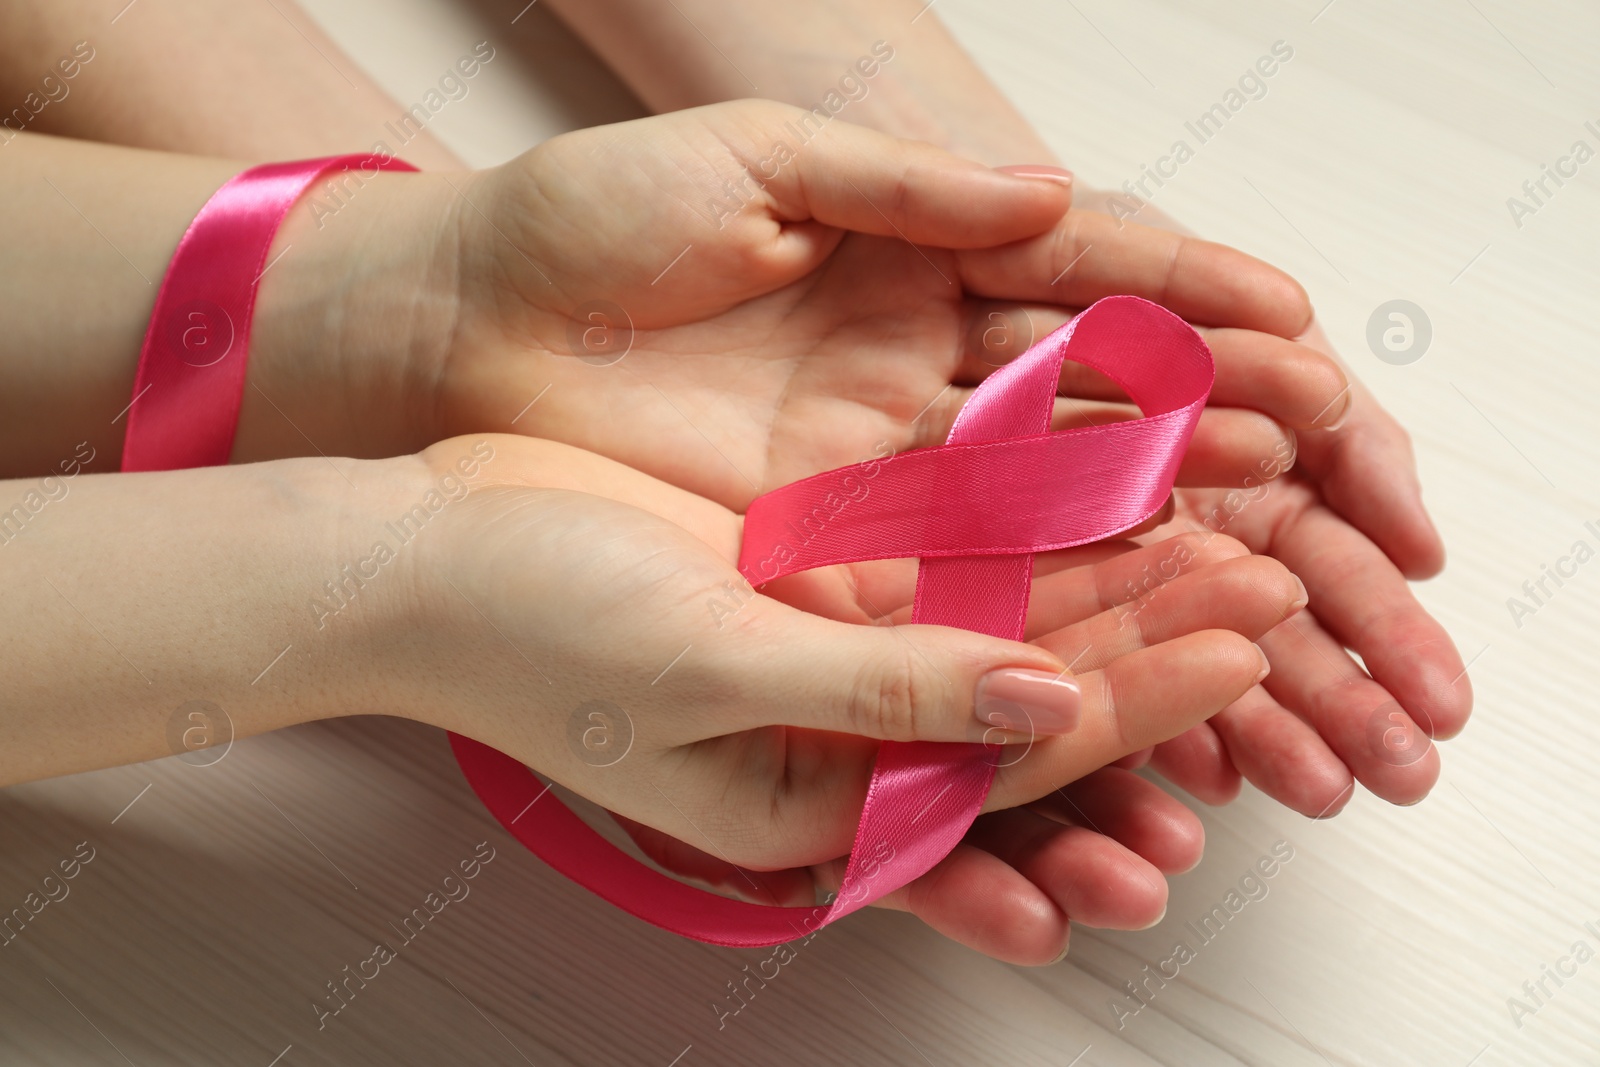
[422,100,1347,510]
[1051,188,1469,818]
[406,101,1351,959]
[247,101,1360,961]
[397,434,1306,964]
[300,100,1350,961]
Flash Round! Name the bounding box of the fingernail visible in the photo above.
[995,163,1075,189]
[976,668,1081,734]
[1048,942,1071,965]
[1139,903,1168,930]
[1290,575,1309,611]
[1316,386,1354,431]
[1252,644,1271,685]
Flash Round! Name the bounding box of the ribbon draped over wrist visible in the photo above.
[121,154,419,472]
[119,154,1212,949]
[450,294,1214,946]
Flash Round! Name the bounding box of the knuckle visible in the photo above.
[887,166,914,231]
[1157,234,1187,309]
[850,644,930,742]
[1095,669,1136,752]
[1047,213,1088,290]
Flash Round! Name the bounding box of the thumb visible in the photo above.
[710,100,1074,249]
[743,603,1082,745]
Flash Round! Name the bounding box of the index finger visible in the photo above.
[956,210,1314,338]
[709,101,1075,248]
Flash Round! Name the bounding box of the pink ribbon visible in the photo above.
[118,154,1213,948]
[122,154,417,471]
[452,295,1214,946]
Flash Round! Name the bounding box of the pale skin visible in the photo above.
[518,0,1472,942]
[0,0,1470,961]
[525,0,1468,804]
[0,423,1297,938]
[1,110,1331,963]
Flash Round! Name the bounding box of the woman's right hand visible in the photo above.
[390,433,1305,963]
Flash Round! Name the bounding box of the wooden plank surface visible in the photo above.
[3,1,1597,1063]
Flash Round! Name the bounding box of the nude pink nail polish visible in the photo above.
[976,668,1081,734]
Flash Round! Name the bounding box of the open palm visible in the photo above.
[412,434,1303,964]
[440,103,1346,511]
[405,101,1375,959]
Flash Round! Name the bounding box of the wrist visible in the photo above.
[237,165,468,462]
[0,453,430,783]
[374,432,750,737]
[193,452,435,728]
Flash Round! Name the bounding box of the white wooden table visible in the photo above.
[4,1,1598,1063]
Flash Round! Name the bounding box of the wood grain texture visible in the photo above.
[3,1,1597,1064]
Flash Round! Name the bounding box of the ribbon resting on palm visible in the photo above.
[116,154,1212,949]
[452,294,1215,947]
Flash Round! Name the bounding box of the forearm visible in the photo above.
[0,0,460,168]
[543,0,1056,165]
[0,453,425,785]
[0,132,462,477]
[0,133,238,477]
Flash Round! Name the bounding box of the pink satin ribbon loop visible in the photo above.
[453,295,1213,947]
[740,297,1212,580]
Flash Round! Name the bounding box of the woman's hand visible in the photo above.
[390,433,1307,963]
[223,100,1345,961]
[0,3,1468,964]
[1061,188,1467,818]
[226,98,1472,825]
[260,101,1347,510]
[0,114,1346,963]
[501,0,1471,824]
